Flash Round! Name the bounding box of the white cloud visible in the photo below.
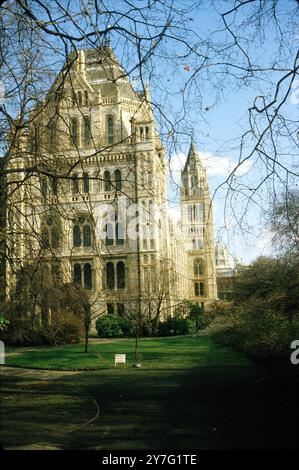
[167,151,253,186]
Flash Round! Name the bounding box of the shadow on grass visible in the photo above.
[1,362,299,450]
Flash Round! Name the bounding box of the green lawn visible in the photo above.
[1,335,298,450]
[5,336,251,370]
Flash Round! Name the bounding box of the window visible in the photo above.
[84,90,89,106]
[77,91,82,106]
[84,263,92,290]
[83,172,89,193]
[117,304,125,316]
[83,116,91,146]
[50,176,58,195]
[72,91,76,106]
[107,303,114,315]
[40,178,48,199]
[194,258,204,276]
[73,225,81,247]
[74,264,81,285]
[117,261,125,289]
[105,223,114,246]
[107,115,114,144]
[51,226,60,248]
[104,171,111,191]
[106,262,115,289]
[70,117,79,146]
[194,282,204,297]
[41,227,50,249]
[83,224,92,247]
[73,215,92,248]
[114,169,121,191]
[72,173,79,194]
[116,222,124,245]
[145,126,150,140]
[140,127,144,140]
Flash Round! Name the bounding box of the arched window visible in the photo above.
[104,170,111,191]
[41,227,50,249]
[105,223,114,245]
[74,264,81,285]
[84,263,92,290]
[72,173,79,194]
[116,222,124,245]
[83,224,92,247]
[83,116,91,146]
[73,224,81,247]
[194,258,204,276]
[107,115,114,144]
[50,176,58,195]
[83,172,89,193]
[117,261,125,289]
[114,169,121,191]
[40,178,48,199]
[70,117,78,146]
[51,226,60,249]
[106,262,115,289]
[107,303,114,315]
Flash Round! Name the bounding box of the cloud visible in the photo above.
[167,151,253,186]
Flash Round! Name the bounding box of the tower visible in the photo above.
[180,142,217,308]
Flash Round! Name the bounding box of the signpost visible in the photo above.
[115,354,126,367]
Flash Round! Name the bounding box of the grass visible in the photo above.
[5,335,251,370]
[1,335,299,450]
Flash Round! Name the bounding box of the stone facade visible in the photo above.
[6,46,217,324]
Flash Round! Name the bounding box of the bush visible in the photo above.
[158,315,191,336]
[2,320,80,346]
[95,315,123,338]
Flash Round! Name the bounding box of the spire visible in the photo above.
[183,139,202,173]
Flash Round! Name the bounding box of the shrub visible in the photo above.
[158,315,191,336]
[2,320,80,346]
[95,315,123,338]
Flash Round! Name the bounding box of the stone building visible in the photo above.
[6,45,217,324]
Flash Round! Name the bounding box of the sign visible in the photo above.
[115,354,126,366]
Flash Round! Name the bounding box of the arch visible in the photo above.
[84,263,92,290]
[104,170,111,191]
[74,264,81,285]
[73,224,81,247]
[114,169,121,191]
[117,261,125,289]
[107,115,114,144]
[106,262,115,289]
[70,117,79,146]
[83,116,91,145]
[83,224,92,247]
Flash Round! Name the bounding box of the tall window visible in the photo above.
[107,303,114,315]
[117,261,125,289]
[104,171,111,191]
[41,215,60,249]
[83,172,89,193]
[106,262,115,289]
[84,90,89,105]
[116,221,124,245]
[145,126,150,140]
[41,227,50,249]
[84,263,92,290]
[40,178,48,199]
[50,176,58,196]
[105,223,114,246]
[114,169,121,191]
[83,116,91,146]
[70,117,79,146]
[51,226,60,249]
[194,282,204,297]
[107,115,114,144]
[72,173,79,194]
[194,258,204,276]
[77,91,82,106]
[73,215,92,248]
[74,264,81,285]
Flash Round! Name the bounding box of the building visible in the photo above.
[6,45,217,325]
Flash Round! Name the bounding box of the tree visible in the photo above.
[270,190,299,258]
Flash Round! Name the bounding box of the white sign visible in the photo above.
[115,354,126,366]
